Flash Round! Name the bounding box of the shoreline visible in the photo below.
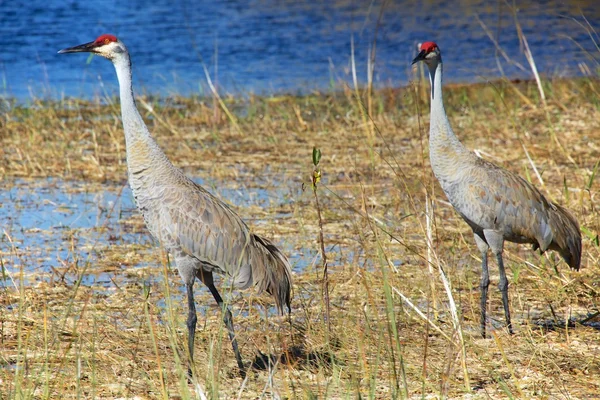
[2,73,599,107]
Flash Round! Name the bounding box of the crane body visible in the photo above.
[59,34,292,377]
[412,42,581,337]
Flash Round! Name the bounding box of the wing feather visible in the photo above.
[151,178,293,304]
[443,156,580,269]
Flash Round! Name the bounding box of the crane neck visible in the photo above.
[113,54,152,144]
[112,52,174,176]
[427,60,470,160]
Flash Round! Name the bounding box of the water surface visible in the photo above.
[0,177,302,289]
[1,0,598,100]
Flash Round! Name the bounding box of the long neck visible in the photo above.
[427,60,471,177]
[112,54,174,176]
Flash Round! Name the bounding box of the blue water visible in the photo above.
[1,179,144,286]
[0,177,303,289]
[1,0,599,101]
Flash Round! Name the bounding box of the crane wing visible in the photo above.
[458,158,555,250]
[138,175,292,306]
[154,179,257,287]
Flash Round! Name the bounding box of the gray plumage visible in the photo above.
[59,34,292,377]
[412,41,581,337]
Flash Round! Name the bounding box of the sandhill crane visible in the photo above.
[59,34,292,377]
[412,42,581,338]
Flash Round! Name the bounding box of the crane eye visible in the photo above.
[104,38,111,45]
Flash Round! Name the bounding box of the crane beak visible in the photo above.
[411,50,427,65]
[58,41,99,54]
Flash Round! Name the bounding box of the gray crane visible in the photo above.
[59,34,292,378]
[412,42,581,338]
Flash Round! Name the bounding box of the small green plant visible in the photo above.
[310,146,331,333]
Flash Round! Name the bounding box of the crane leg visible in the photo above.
[474,234,490,338]
[195,269,246,377]
[206,283,246,378]
[186,282,198,378]
[483,229,513,335]
[496,253,513,334]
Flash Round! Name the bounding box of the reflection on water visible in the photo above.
[1,0,598,100]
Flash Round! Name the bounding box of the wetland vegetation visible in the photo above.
[1,74,600,398]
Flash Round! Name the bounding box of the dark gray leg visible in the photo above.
[206,283,246,378]
[186,282,197,378]
[197,269,245,377]
[480,252,490,338]
[483,229,513,335]
[474,234,490,338]
[496,253,513,334]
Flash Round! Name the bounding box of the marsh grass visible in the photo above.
[1,74,600,398]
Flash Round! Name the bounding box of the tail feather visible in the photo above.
[250,234,292,314]
[547,202,582,270]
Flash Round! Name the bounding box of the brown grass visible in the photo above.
[1,76,600,399]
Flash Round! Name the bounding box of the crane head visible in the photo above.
[58,34,126,60]
[411,41,441,65]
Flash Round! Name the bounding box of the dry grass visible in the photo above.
[1,76,600,399]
